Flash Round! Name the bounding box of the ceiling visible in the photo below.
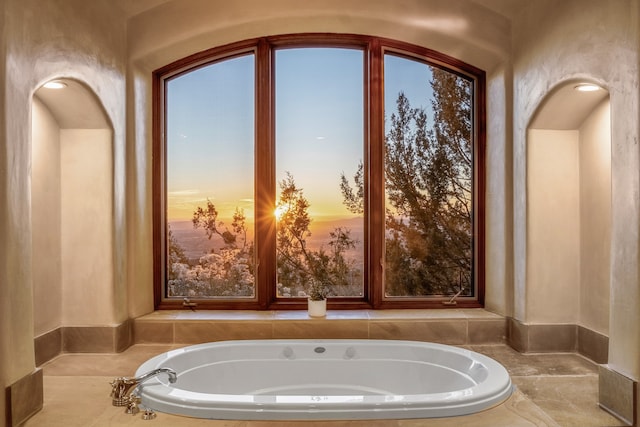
[121,0,172,18]
[121,0,530,20]
[470,0,529,20]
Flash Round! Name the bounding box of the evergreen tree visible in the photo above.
[276,172,361,296]
[342,68,473,296]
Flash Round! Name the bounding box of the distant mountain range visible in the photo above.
[169,217,364,265]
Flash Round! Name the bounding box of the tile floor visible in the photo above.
[25,344,625,427]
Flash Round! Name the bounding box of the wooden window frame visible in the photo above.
[153,34,486,310]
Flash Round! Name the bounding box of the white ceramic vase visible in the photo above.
[307,298,327,317]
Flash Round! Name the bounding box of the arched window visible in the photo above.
[153,34,485,310]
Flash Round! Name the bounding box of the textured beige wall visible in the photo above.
[484,65,513,317]
[60,129,115,326]
[31,98,63,337]
[511,0,639,380]
[127,68,155,318]
[126,0,515,317]
[0,1,127,417]
[527,129,580,324]
[579,100,611,336]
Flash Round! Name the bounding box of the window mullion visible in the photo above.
[255,39,276,308]
[368,39,385,308]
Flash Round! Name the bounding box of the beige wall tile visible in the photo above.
[62,326,115,353]
[134,321,174,344]
[599,364,636,425]
[174,321,272,344]
[34,328,62,366]
[468,319,506,344]
[115,319,132,352]
[8,368,43,427]
[176,310,275,321]
[506,317,528,352]
[528,324,577,352]
[578,326,608,364]
[272,320,368,339]
[367,309,466,319]
[369,320,466,344]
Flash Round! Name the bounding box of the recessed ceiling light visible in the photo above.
[43,81,67,89]
[574,83,600,92]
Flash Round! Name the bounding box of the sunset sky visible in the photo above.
[166,48,433,223]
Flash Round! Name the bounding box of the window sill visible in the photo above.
[137,308,501,321]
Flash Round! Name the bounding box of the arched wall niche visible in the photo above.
[525,79,611,341]
[31,78,116,345]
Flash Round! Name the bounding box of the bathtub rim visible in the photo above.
[135,339,513,420]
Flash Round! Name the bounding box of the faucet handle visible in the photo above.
[125,398,140,415]
[109,377,137,407]
[142,409,157,420]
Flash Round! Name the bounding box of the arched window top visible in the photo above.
[153,34,486,310]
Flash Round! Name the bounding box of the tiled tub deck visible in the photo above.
[25,309,625,426]
[28,343,624,426]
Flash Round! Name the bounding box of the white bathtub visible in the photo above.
[135,339,513,420]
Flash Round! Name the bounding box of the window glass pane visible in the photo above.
[275,48,364,298]
[165,54,255,298]
[384,54,473,297]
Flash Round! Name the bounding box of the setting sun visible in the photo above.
[274,204,289,220]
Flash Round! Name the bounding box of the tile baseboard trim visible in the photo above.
[62,320,133,353]
[598,364,636,426]
[7,368,43,427]
[578,325,609,364]
[34,320,132,366]
[507,317,608,363]
[34,328,62,366]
